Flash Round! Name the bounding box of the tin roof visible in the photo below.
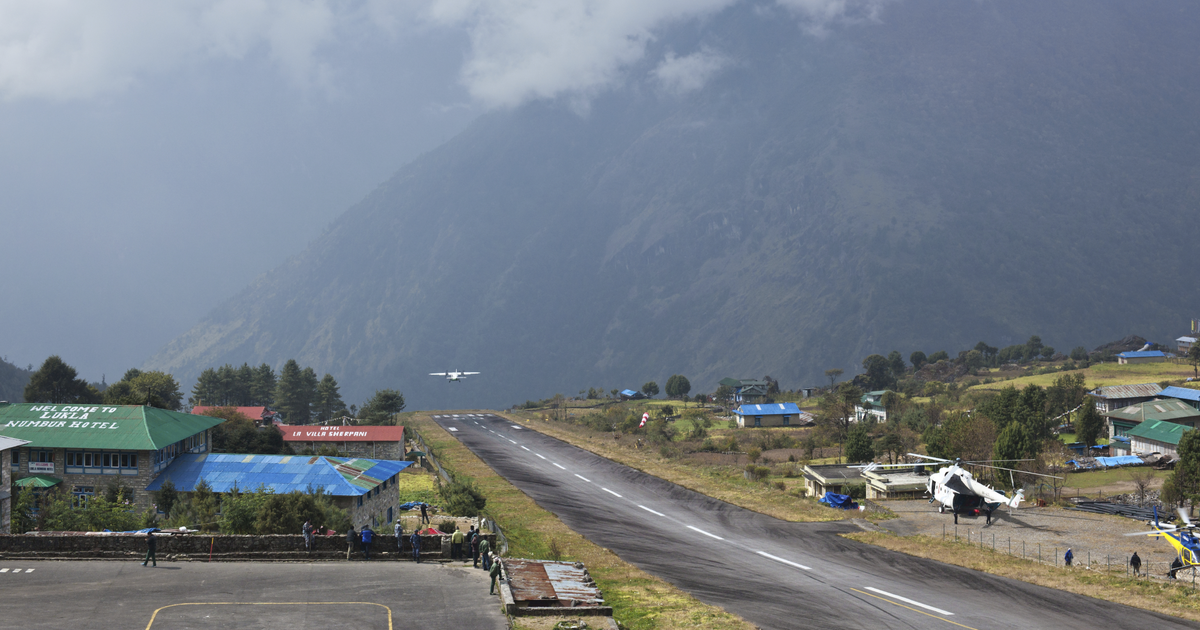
[1088,383,1163,400]
[1104,400,1200,423]
[1126,420,1192,446]
[503,559,606,608]
[13,475,62,488]
[279,425,405,442]
[0,435,30,452]
[1117,351,1167,358]
[1178,337,1198,343]
[734,403,801,416]
[1159,386,1200,403]
[0,403,223,450]
[144,453,412,496]
[801,464,866,484]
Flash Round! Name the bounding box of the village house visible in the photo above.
[1102,399,1200,442]
[1117,350,1168,364]
[801,464,866,498]
[1177,336,1197,356]
[1086,383,1162,413]
[1,435,30,533]
[719,378,770,405]
[0,403,224,512]
[279,424,406,460]
[862,466,928,500]
[1159,386,1200,411]
[854,391,890,423]
[145,453,411,529]
[733,403,813,428]
[1124,420,1192,459]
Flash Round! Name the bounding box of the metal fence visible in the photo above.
[940,524,1198,586]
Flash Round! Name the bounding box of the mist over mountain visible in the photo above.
[145,0,1200,410]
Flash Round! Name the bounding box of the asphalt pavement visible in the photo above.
[0,559,504,629]
[433,413,1200,630]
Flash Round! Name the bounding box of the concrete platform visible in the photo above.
[0,559,507,629]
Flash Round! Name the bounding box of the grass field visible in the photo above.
[408,413,753,630]
[845,531,1200,623]
[394,471,439,505]
[970,361,1197,393]
[1063,467,1167,491]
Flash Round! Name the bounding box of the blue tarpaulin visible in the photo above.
[819,491,858,510]
[398,502,430,511]
[1093,455,1144,467]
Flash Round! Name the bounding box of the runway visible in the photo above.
[432,413,1200,630]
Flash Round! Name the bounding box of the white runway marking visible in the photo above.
[508,439,517,444]
[448,427,458,432]
[756,551,810,570]
[536,454,546,460]
[687,525,724,541]
[521,446,530,451]
[553,463,566,470]
[864,587,954,616]
[602,488,622,498]
[511,426,522,430]
[25,568,33,573]
[575,474,591,482]
[638,505,665,517]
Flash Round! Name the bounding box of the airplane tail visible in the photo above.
[1008,489,1025,509]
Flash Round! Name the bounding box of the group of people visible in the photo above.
[1064,547,1188,580]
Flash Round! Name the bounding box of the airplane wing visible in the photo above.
[430,373,448,376]
[464,372,480,375]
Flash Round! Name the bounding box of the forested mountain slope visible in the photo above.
[146,0,1200,409]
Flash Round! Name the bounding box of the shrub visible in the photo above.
[698,438,718,452]
[440,479,487,517]
[744,464,771,481]
[773,481,786,491]
[747,447,762,463]
[437,520,458,533]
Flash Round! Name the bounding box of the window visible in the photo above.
[357,496,363,507]
[72,486,95,507]
[9,449,17,467]
[754,416,762,427]
[782,416,790,426]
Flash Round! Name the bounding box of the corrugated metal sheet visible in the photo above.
[0,435,30,451]
[1125,419,1192,446]
[1160,386,1200,403]
[1105,399,1200,422]
[504,559,605,608]
[0,403,223,450]
[144,453,411,495]
[734,403,802,416]
[1117,351,1168,358]
[279,425,405,442]
[1090,383,1163,399]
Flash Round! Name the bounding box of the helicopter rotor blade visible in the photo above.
[1180,508,1195,528]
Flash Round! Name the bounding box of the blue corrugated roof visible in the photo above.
[1160,386,1200,403]
[1118,351,1167,358]
[620,389,639,397]
[145,453,412,496]
[734,403,802,416]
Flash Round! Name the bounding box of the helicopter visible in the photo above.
[430,370,480,382]
[1125,507,1195,570]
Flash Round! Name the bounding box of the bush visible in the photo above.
[438,520,458,533]
[773,481,786,491]
[440,479,487,517]
[697,438,718,452]
[747,447,762,463]
[744,464,771,481]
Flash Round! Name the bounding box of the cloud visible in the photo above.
[653,47,730,94]
[423,0,738,108]
[0,0,342,100]
[773,0,889,32]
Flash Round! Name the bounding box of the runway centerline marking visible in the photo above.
[508,439,517,444]
[863,587,955,616]
[638,505,665,517]
[756,551,810,570]
[521,446,530,451]
[850,589,972,629]
[686,525,724,541]
[574,474,591,482]
[602,488,622,498]
[536,454,546,460]
[553,463,566,470]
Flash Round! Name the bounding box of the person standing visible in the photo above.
[410,530,421,563]
[303,519,315,554]
[1171,556,1184,579]
[451,526,464,561]
[142,530,157,567]
[361,525,375,560]
[471,530,482,568]
[479,537,491,572]
[1064,548,1074,567]
[420,503,430,524]
[346,526,358,560]
[1130,551,1142,577]
[394,519,403,553]
[489,553,502,595]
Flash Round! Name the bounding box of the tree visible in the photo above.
[910,351,927,371]
[1040,346,1055,360]
[641,381,660,398]
[665,375,691,401]
[861,354,892,390]
[714,384,734,407]
[1166,429,1200,508]
[251,363,277,406]
[156,480,179,519]
[825,368,843,388]
[816,382,863,442]
[886,351,905,380]
[1045,373,1087,418]
[1075,397,1103,449]
[844,424,874,463]
[1026,335,1044,359]
[315,374,346,423]
[24,356,100,404]
[1070,346,1089,362]
[1189,345,1200,378]
[274,360,312,424]
[104,370,183,410]
[927,350,949,363]
[359,389,406,424]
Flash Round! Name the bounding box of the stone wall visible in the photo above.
[0,532,496,561]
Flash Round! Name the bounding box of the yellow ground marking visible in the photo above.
[849,588,980,630]
[144,602,393,630]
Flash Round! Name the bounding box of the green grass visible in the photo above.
[970,361,1196,393]
[395,472,439,505]
[1064,467,1166,490]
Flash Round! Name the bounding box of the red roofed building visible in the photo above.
[191,406,280,427]
[279,425,405,459]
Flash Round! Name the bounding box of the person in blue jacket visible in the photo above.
[361,525,375,560]
[1064,548,1073,567]
[410,530,422,563]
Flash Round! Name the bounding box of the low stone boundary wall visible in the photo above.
[0,533,495,561]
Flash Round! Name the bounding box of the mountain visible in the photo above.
[146,0,1200,410]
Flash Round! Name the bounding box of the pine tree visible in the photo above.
[274,360,309,424]
[251,363,277,407]
[1075,397,1103,449]
[24,355,100,404]
[316,374,345,424]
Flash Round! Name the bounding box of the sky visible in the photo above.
[0,0,876,384]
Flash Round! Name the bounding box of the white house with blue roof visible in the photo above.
[734,403,812,428]
[1117,350,1167,364]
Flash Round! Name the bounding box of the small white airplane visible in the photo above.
[430,370,480,382]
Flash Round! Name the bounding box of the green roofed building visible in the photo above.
[1102,399,1200,442]
[0,403,224,512]
[1125,420,1193,459]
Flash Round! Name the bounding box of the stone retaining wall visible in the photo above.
[0,533,495,561]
